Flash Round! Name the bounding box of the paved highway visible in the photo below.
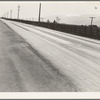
[1,19,100,92]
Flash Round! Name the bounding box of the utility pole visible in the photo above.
[10,10,12,19]
[89,17,95,26]
[38,3,41,22]
[89,17,95,34]
[17,5,20,19]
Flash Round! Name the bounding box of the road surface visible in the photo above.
[1,19,100,92]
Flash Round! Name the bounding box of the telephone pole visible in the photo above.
[17,5,20,19]
[38,3,41,22]
[89,17,95,34]
[89,17,95,26]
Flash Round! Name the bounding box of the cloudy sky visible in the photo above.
[0,1,100,25]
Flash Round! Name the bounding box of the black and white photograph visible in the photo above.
[0,1,100,96]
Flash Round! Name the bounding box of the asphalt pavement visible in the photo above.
[0,20,77,92]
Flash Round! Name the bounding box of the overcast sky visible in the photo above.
[0,1,100,20]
